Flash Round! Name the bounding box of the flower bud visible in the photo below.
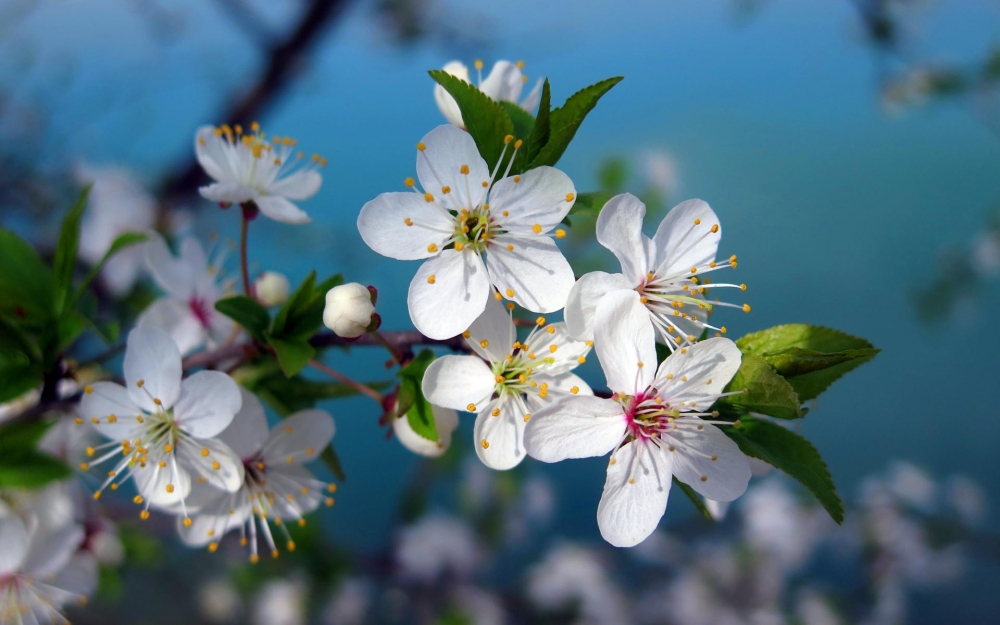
[254,271,290,307]
[323,283,376,338]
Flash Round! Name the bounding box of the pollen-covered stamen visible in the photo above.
[213,122,326,194]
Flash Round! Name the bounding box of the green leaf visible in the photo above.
[0,419,54,455]
[760,346,880,402]
[530,76,623,168]
[499,101,535,143]
[520,79,551,169]
[724,417,844,523]
[0,228,54,325]
[718,353,801,419]
[91,320,120,345]
[70,231,149,308]
[569,191,616,218]
[215,296,270,343]
[397,350,437,442]
[56,310,90,353]
[271,272,341,341]
[270,337,315,378]
[321,445,346,482]
[673,476,714,521]
[0,317,42,403]
[241,361,391,416]
[429,69,514,172]
[52,185,91,313]
[0,452,71,488]
[736,324,873,355]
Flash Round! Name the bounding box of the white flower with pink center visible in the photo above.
[524,290,751,547]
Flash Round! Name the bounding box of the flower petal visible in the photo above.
[408,249,490,340]
[265,464,326,519]
[393,405,459,458]
[195,126,236,182]
[523,395,624,462]
[651,199,721,275]
[474,397,526,470]
[177,489,246,547]
[80,382,145,440]
[416,125,490,210]
[520,77,543,112]
[524,322,592,376]
[422,355,495,412]
[178,437,245,493]
[542,370,593,396]
[136,298,206,357]
[173,371,242,438]
[199,182,255,204]
[666,422,750,502]
[358,192,454,261]
[124,326,182,412]
[487,235,575,313]
[464,293,515,361]
[654,337,742,409]
[0,516,29,575]
[21,524,83,577]
[564,271,635,341]
[268,170,322,201]
[255,196,311,224]
[143,234,197,300]
[596,193,649,284]
[261,409,336,464]
[53,553,98,599]
[133,460,192,506]
[479,60,523,102]
[593,290,656,394]
[489,166,575,235]
[597,440,672,548]
[434,61,469,128]
[218,388,270,461]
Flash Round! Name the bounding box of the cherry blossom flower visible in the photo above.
[137,234,236,356]
[77,326,244,522]
[524,290,751,547]
[565,193,749,352]
[176,389,336,562]
[195,123,324,224]
[392,404,459,458]
[323,283,376,339]
[254,271,290,307]
[422,296,592,470]
[358,125,577,339]
[434,59,543,129]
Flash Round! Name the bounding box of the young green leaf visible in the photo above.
[0,228,55,326]
[718,353,802,419]
[761,347,880,402]
[530,76,624,169]
[723,416,844,523]
[321,445,347,482]
[0,317,42,403]
[0,452,72,488]
[0,420,54,455]
[272,272,342,341]
[70,231,148,308]
[673,476,714,521]
[396,349,438,441]
[736,323,873,355]
[515,79,551,173]
[272,271,317,336]
[215,296,271,343]
[56,310,90,353]
[52,185,92,313]
[270,337,316,378]
[499,101,535,144]
[568,191,616,218]
[429,69,515,172]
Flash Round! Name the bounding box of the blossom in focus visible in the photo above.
[195,123,324,224]
[524,291,751,547]
[254,271,291,307]
[565,193,748,351]
[323,282,376,339]
[138,234,236,356]
[392,404,459,458]
[423,295,592,470]
[176,389,336,561]
[76,164,155,295]
[78,326,244,519]
[434,59,543,129]
[358,125,577,339]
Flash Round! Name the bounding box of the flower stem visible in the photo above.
[308,359,384,405]
[240,213,251,296]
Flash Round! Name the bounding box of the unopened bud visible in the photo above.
[254,271,290,307]
[323,282,376,338]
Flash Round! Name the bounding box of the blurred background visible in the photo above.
[2,0,999,623]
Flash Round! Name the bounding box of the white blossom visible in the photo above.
[392,404,459,458]
[358,125,577,339]
[423,295,592,469]
[323,283,376,339]
[524,291,750,546]
[434,59,543,129]
[254,271,291,307]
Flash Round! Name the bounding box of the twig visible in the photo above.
[239,211,252,295]
[308,359,384,404]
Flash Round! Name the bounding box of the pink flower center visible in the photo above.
[188,296,213,328]
[620,388,670,441]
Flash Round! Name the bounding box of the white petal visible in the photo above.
[490,166,575,235]
[422,355,495,412]
[173,371,242,438]
[265,464,325,519]
[597,440,672,548]
[136,298,206,357]
[218,387,270,461]
[408,250,490,340]
[474,397,526,470]
[357,192,454,261]
[520,77,544,112]
[596,193,649,284]
[80,382,145,440]
[434,61,469,128]
[524,322,592,376]
[124,326,182,412]
[195,126,236,182]
[178,437,245,493]
[524,394,625,462]
[542,371,594,396]
[564,271,635,341]
[0,516,29,575]
[666,423,750,502]
[133,461,192,506]
[21,524,83,577]
[593,290,656,394]
[143,234,197,300]
[480,60,523,102]
[53,552,98,599]
[651,199,721,275]
[178,490,246,547]
[262,409,336,464]
[464,294,515,361]
[705,498,729,521]
[255,195,311,224]
[393,405,459,458]
[199,181,256,204]
[268,170,322,201]
[654,337,742,410]
[416,125,490,210]
[487,235,575,313]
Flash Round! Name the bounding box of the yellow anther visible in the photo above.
[441,185,451,194]
[505,289,514,297]
[507,244,514,251]
[183,518,193,527]
[462,330,471,338]
[404,177,415,187]
[555,228,567,238]
[517,59,525,69]
[503,134,513,143]
[570,386,580,394]
[325,497,335,507]
[404,217,413,226]
[328,483,337,492]
[577,356,586,364]
[532,224,542,233]
[250,121,260,132]
[427,243,438,252]
[158,460,167,468]
[740,284,747,291]
[79,462,90,471]
[495,375,505,384]
[492,408,501,417]
[494,291,503,300]
[514,175,521,183]
[586,341,593,347]
[467,403,477,412]
[250,554,260,564]
[84,385,94,394]
[107,414,117,423]
[565,193,575,202]
[166,484,175,493]
[514,139,523,149]
[417,142,426,151]
[460,164,470,174]
[424,192,434,202]
[711,224,719,233]
[700,475,708,482]
[475,59,484,69]
[208,542,218,553]
[136,379,145,388]
[427,275,436,284]
[480,339,489,348]
[690,267,698,274]
[480,439,490,449]
[212,461,221,470]
[286,456,294,464]
[201,447,210,457]
[164,444,173,453]
[455,242,465,251]
[136,415,144,423]
[74,417,84,425]
[549,344,558,353]
[743,304,752,313]
[140,510,150,520]
[234,124,243,135]
[720,326,728,334]
[640,296,648,304]
[482,181,489,187]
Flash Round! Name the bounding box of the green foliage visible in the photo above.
[516,79,551,172]
[569,191,616,219]
[0,228,55,327]
[530,76,624,168]
[718,353,802,420]
[215,296,270,343]
[724,416,844,524]
[269,337,315,378]
[0,317,43,403]
[52,185,91,314]
[673,476,714,521]
[0,420,71,488]
[397,349,438,442]
[499,101,535,142]
[429,69,514,172]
